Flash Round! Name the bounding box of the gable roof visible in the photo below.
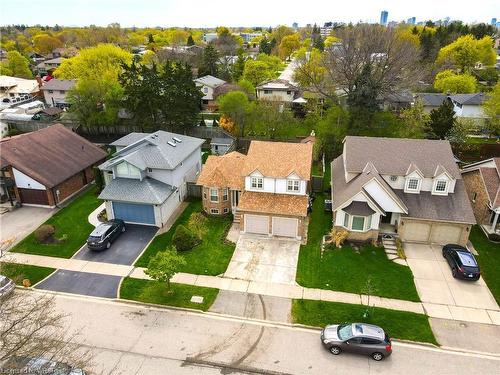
[196,151,246,189]
[41,79,76,91]
[450,93,486,105]
[256,79,299,91]
[0,124,106,188]
[100,131,204,171]
[343,136,461,179]
[415,93,447,107]
[98,177,174,204]
[194,75,226,88]
[462,157,500,209]
[243,140,313,180]
[415,92,486,107]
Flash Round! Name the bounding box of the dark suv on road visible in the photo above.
[442,244,480,281]
[86,219,125,251]
[321,323,392,361]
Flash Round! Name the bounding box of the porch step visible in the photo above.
[383,244,397,250]
[393,258,408,266]
[385,249,398,255]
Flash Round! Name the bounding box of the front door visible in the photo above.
[231,190,240,214]
[381,212,392,224]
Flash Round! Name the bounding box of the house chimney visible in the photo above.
[36,75,43,88]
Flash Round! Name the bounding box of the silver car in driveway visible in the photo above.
[0,275,15,298]
[321,323,392,361]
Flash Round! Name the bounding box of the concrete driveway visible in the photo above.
[72,224,158,265]
[404,243,499,311]
[0,206,54,247]
[35,269,122,298]
[223,235,300,285]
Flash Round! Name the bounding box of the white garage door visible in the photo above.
[245,215,269,235]
[403,222,431,242]
[272,217,298,238]
[430,224,462,245]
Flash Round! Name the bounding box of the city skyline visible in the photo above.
[1,0,498,27]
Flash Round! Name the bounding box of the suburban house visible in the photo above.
[415,93,487,120]
[256,79,300,103]
[0,75,41,109]
[36,57,63,76]
[461,158,500,239]
[331,136,475,246]
[194,75,226,108]
[0,124,106,206]
[98,131,204,227]
[41,79,76,108]
[210,137,234,155]
[197,140,313,240]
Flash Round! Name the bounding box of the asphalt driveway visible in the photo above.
[404,243,499,310]
[35,270,122,298]
[73,224,158,265]
[223,235,300,284]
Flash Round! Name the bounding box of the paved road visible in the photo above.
[39,291,500,375]
[73,224,157,265]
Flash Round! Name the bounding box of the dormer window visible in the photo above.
[435,180,447,192]
[405,177,421,193]
[287,179,300,192]
[251,177,263,189]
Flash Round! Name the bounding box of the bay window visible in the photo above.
[210,188,218,202]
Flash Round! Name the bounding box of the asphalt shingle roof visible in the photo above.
[98,177,174,204]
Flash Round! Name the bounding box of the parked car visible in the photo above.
[86,219,125,251]
[320,323,392,361]
[2,356,86,374]
[0,275,15,298]
[442,244,480,281]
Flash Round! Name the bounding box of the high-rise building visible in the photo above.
[380,10,389,25]
[407,17,416,25]
[492,18,498,26]
[292,22,298,30]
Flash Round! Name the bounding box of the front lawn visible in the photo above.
[0,263,55,285]
[120,277,218,311]
[296,195,420,302]
[292,299,437,345]
[11,187,102,258]
[470,225,500,304]
[135,200,236,275]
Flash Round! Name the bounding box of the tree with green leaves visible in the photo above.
[259,37,271,55]
[0,51,32,78]
[242,59,273,86]
[436,35,496,72]
[199,43,219,77]
[232,48,246,81]
[434,70,477,93]
[218,91,252,136]
[187,34,195,46]
[429,99,455,139]
[400,100,429,139]
[483,82,500,135]
[278,33,301,60]
[145,248,186,294]
[347,64,379,112]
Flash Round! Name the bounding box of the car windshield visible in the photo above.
[88,236,102,242]
[337,324,353,340]
[457,251,477,267]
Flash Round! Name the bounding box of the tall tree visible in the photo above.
[436,35,496,72]
[259,37,271,55]
[429,99,455,139]
[434,70,477,93]
[218,91,252,137]
[347,64,379,112]
[278,34,301,60]
[187,34,195,46]
[199,43,219,77]
[232,48,246,81]
[483,82,500,135]
[0,51,33,78]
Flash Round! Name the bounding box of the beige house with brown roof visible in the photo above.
[462,158,500,240]
[331,136,475,246]
[197,141,313,240]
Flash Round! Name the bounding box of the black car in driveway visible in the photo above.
[321,323,392,361]
[87,219,125,251]
[442,244,480,281]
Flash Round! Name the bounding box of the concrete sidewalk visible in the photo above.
[4,252,500,326]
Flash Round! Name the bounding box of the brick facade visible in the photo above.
[462,170,492,225]
[202,186,232,215]
[240,211,307,239]
[333,225,379,242]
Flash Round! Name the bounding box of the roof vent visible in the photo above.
[173,137,182,143]
[167,141,176,147]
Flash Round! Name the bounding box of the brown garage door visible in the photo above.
[18,188,49,205]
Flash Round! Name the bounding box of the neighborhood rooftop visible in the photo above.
[41,79,76,91]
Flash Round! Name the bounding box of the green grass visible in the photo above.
[470,225,500,305]
[292,299,437,345]
[296,195,420,302]
[465,136,499,145]
[312,162,323,176]
[11,187,102,258]
[120,277,218,311]
[135,200,236,275]
[0,263,55,285]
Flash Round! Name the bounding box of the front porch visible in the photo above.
[480,209,500,241]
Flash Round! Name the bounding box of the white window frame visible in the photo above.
[351,216,365,232]
[405,177,421,193]
[343,212,349,228]
[222,188,229,201]
[286,179,300,193]
[210,208,219,214]
[251,177,263,190]
[433,179,448,195]
[210,188,219,202]
[366,215,372,230]
[223,207,229,214]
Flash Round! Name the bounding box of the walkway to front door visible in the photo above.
[224,234,300,285]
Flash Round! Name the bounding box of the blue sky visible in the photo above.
[1,0,498,27]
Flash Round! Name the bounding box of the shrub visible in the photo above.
[172,224,201,252]
[188,212,208,237]
[34,224,56,243]
[329,228,349,248]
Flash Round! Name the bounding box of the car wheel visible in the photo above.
[122,226,126,233]
[452,268,457,278]
[106,241,111,249]
[329,346,341,355]
[372,352,384,361]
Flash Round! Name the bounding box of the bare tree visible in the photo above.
[295,24,422,102]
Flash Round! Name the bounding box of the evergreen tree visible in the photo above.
[347,64,379,112]
[429,99,455,139]
[259,37,271,55]
[232,49,246,81]
[199,43,219,76]
[186,35,195,46]
[148,33,155,44]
